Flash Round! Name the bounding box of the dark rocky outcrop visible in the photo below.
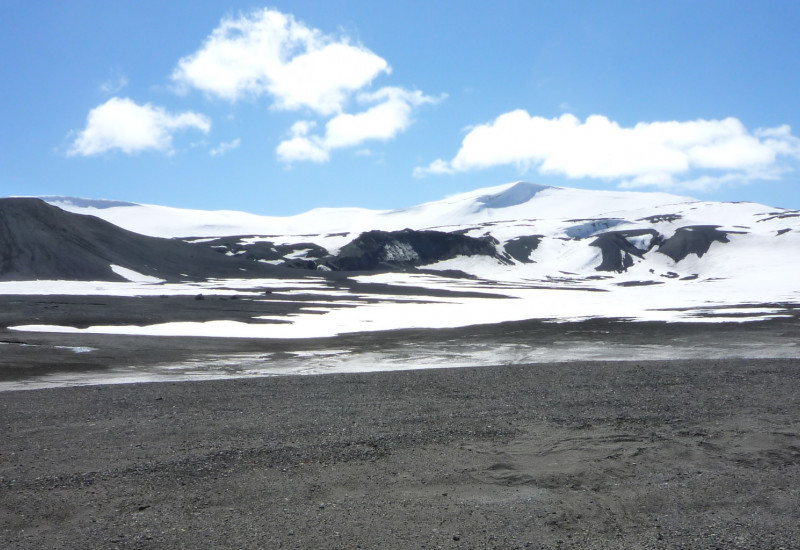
[591,229,661,272]
[329,229,505,271]
[657,226,735,262]
[504,235,543,263]
[637,213,683,224]
[756,210,800,223]
[196,236,328,264]
[565,218,627,239]
[198,229,509,273]
[0,198,285,281]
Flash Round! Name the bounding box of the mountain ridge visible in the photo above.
[0,182,796,284]
[41,181,700,238]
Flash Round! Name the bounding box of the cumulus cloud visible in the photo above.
[171,8,389,114]
[415,111,800,190]
[210,138,241,156]
[67,97,210,156]
[276,120,329,163]
[277,87,441,164]
[413,159,454,177]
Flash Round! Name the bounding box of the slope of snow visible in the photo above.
[110,264,165,283]
[44,181,694,238]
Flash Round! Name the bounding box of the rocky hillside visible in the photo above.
[0,198,286,282]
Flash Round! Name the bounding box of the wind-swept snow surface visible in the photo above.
[8,269,799,339]
[45,182,694,237]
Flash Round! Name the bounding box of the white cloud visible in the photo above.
[413,158,454,178]
[288,120,317,137]
[171,8,389,114]
[324,88,436,148]
[67,97,210,156]
[99,73,129,95]
[210,138,241,156]
[276,120,329,163]
[416,111,800,189]
[276,136,330,164]
[277,87,441,163]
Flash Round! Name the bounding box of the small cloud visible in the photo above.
[99,72,129,95]
[323,87,442,148]
[210,138,241,156]
[67,97,210,156]
[276,136,329,163]
[276,87,443,164]
[276,120,329,163]
[413,158,455,178]
[171,8,389,115]
[415,110,800,190]
[288,120,317,137]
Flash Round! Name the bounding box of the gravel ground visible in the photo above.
[2,357,799,549]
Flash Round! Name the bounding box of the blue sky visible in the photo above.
[2,0,799,214]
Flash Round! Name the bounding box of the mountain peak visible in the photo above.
[475,181,551,210]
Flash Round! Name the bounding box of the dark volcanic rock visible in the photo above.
[565,218,627,239]
[331,229,505,271]
[637,213,683,224]
[197,236,329,264]
[657,225,733,262]
[503,235,543,263]
[757,210,800,223]
[590,229,661,272]
[0,198,286,282]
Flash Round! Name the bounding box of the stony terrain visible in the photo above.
[2,348,799,548]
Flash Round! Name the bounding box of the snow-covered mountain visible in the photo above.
[1,182,796,341]
[42,181,800,288]
[46,182,694,238]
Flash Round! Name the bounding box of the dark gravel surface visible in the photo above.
[2,357,799,549]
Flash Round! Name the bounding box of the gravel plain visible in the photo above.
[2,348,799,549]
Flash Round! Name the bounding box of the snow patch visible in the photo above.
[110,265,165,283]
